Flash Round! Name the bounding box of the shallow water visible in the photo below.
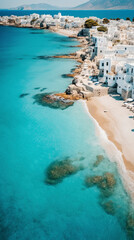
[0,25,132,240]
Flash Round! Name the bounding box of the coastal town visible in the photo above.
[1,9,134,238]
[1,12,134,190]
[0,13,134,102]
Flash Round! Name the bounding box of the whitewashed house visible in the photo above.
[99,58,111,77]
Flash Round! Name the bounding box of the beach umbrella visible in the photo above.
[127,98,133,102]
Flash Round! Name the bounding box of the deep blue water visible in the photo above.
[0,9,134,20]
[0,25,133,239]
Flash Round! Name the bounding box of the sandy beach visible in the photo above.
[87,95,134,195]
[49,27,79,37]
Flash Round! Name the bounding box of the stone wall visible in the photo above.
[121,89,132,100]
[85,86,108,97]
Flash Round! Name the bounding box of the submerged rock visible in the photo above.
[61,73,75,78]
[100,200,115,215]
[93,155,104,167]
[45,159,79,185]
[19,93,29,98]
[98,172,116,190]
[40,87,47,92]
[85,172,116,196]
[33,92,74,110]
[85,176,102,188]
[35,53,78,61]
[126,214,134,238]
[34,87,40,90]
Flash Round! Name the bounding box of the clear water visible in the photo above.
[0,25,132,240]
[0,9,134,20]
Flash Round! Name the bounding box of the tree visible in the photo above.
[103,18,109,24]
[132,17,134,22]
[84,19,98,28]
[126,17,130,21]
[97,26,108,32]
[116,18,120,21]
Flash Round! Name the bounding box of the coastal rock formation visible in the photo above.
[53,53,78,60]
[85,175,102,187]
[35,52,82,62]
[93,155,104,167]
[85,172,116,197]
[65,84,85,95]
[45,159,79,185]
[126,214,134,238]
[33,93,76,110]
[19,93,29,98]
[100,200,115,215]
[55,93,80,100]
[34,87,40,90]
[62,73,75,78]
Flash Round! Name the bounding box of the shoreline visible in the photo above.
[1,22,134,200]
[53,27,134,199]
[86,96,134,199]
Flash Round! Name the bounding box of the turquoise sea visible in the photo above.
[0,25,133,239]
[0,9,134,20]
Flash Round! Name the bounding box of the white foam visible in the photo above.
[81,100,134,198]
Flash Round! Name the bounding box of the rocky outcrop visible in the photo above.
[33,93,75,110]
[93,155,104,167]
[55,93,80,100]
[85,172,116,197]
[53,53,79,60]
[45,158,79,185]
[126,213,134,238]
[62,73,75,78]
[66,84,85,95]
[100,200,115,215]
[19,93,29,98]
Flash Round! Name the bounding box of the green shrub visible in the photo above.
[97,26,108,32]
[84,19,98,28]
[30,18,38,25]
[103,18,109,24]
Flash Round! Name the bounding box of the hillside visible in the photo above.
[11,3,61,10]
[74,0,134,10]
[10,0,134,10]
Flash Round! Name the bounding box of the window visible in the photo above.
[113,77,115,80]
[102,63,104,67]
[106,62,108,66]
[106,70,108,74]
